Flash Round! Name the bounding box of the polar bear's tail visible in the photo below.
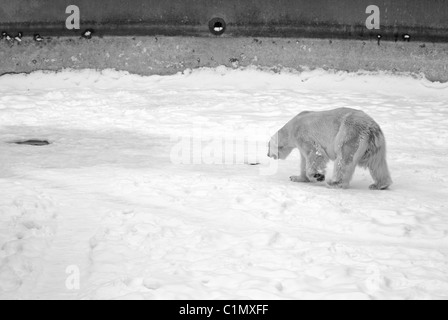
[359,126,393,190]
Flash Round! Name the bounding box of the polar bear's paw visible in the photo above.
[290,176,310,183]
[369,183,391,190]
[326,180,349,189]
[313,173,326,182]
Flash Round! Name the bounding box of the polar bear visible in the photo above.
[267,108,392,190]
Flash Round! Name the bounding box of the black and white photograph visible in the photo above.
[0,0,447,303]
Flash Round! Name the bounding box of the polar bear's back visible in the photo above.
[289,108,381,160]
[296,107,362,122]
[294,107,378,133]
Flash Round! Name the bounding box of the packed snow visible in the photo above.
[0,67,447,300]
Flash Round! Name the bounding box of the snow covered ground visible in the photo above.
[0,67,447,300]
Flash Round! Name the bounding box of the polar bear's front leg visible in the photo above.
[305,148,328,183]
[290,153,310,183]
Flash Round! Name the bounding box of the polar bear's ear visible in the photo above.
[299,111,311,116]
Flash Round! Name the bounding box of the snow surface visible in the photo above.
[0,67,447,300]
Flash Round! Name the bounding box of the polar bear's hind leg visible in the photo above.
[366,136,393,190]
[327,136,363,189]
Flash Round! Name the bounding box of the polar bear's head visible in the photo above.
[267,129,294,160]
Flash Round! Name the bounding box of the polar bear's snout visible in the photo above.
[267,141,278,159]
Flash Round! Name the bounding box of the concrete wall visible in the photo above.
[0,0,447,40]
[1,36,448,82]
[1,1,447,81]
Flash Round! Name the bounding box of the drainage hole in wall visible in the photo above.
[209,18,226,36]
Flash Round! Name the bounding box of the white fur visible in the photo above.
[268,108,393,190]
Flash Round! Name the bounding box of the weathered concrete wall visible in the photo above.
[1,1,446,80]
[0,0,447,40]
[1,36,447,82]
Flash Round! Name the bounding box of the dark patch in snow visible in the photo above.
[13,140,51,146]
